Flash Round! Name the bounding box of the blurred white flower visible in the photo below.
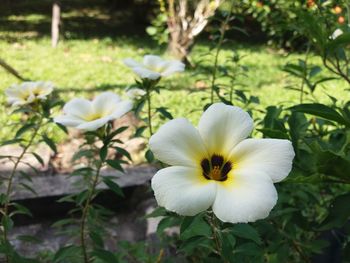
[126,88,146,100]
[123,55,185,80]
[150,103,295,224]
[331,28,343,39]
[54,92,132,131]
[5,81,54,107]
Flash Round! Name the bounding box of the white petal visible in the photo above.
[143,55,165,69]
[212,170,277,223]
[149,118,208,167]
[76,117,110,131]
[110,100,133,118]
[123,58,142,68]
[132,67,161,80]
[161,61,185,77]
[198,103,254,156]
[151,166,216,216]
[92,92,121,116]
[231,138,295,183]
[54,115,84,127]
[63,98,93,119]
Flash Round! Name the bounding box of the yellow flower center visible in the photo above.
[84,112,102,121]
[201,154,232,182]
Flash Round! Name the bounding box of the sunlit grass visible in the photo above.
[1,37,349,142]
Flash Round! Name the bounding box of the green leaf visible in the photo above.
[91,249,119,263]
[17,235,42,244]
[319,193,350,230]
[53,245,82,262]
[290,103,349,126]
[99,145,108,161]
[145,149,154,163]
[89,231,104,248]
[180,215,212,240]
[230,224,262,245]
[102,177,124,197]
[156,107,173,119]
[1,215,13,232]
[42,134,57,153]
[107,126,129,140]
[134,126,147,137]
[31,152,44,166]
[106,159,124,172]
[114,146,132,161]
[15,123,36,138]
[11,203,32,217]
[72,149,94,162]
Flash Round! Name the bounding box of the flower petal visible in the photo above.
[152,166,217,216]
[110,100,133,118]
[149,118,208,167]
[132,67,161,80]
[63,98,93,119]
[76,117,110,131]
[212,170,277,223]
[231,138,295,183]
[123,58,142,68]
[54,115,84,127]
[161,61,185,77]
[198,103,254,156]
[143,55,165,70]
[92,92,121,116]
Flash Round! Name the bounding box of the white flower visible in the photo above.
[123,55,185,80]
[5,81,54,107]
[54,92,133,131]
[126,88,146,100]
[331,28,343,39]
[150,103,295,224]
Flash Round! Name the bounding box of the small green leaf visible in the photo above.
[106,159,124,172]
[100,145,108,161]
[290,103,349,127]
[31,152,44,166]
[230,224,262,245]
[42,134,57,153]
[91,249,119,263]
[53,245,82,262]
[145,149,154,163]
[102,177,124,197]
[156,107,173,119]
[15,123,36,138]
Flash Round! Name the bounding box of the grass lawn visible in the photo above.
[1,36,350,143]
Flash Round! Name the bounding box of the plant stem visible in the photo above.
[210,2,234,104]
[300,44,310,103]
[208,212,221,255]
[80,162,103,263]
[2,117,42,263]
[145,85,153,137]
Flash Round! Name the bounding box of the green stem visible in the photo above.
[146,85,153,137]
[300,43,310,103]
[210,2,234,104]
[2,116,43,263]
[80,162,103,263]
[208,212,221,256]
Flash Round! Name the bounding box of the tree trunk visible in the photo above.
[51,1,61,48]
[166,0,222,62]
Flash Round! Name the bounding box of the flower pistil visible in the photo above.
[201,154,232,181]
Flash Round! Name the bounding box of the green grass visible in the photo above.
[1,36,350,142]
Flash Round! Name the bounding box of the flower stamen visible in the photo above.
[201,154,232,182]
